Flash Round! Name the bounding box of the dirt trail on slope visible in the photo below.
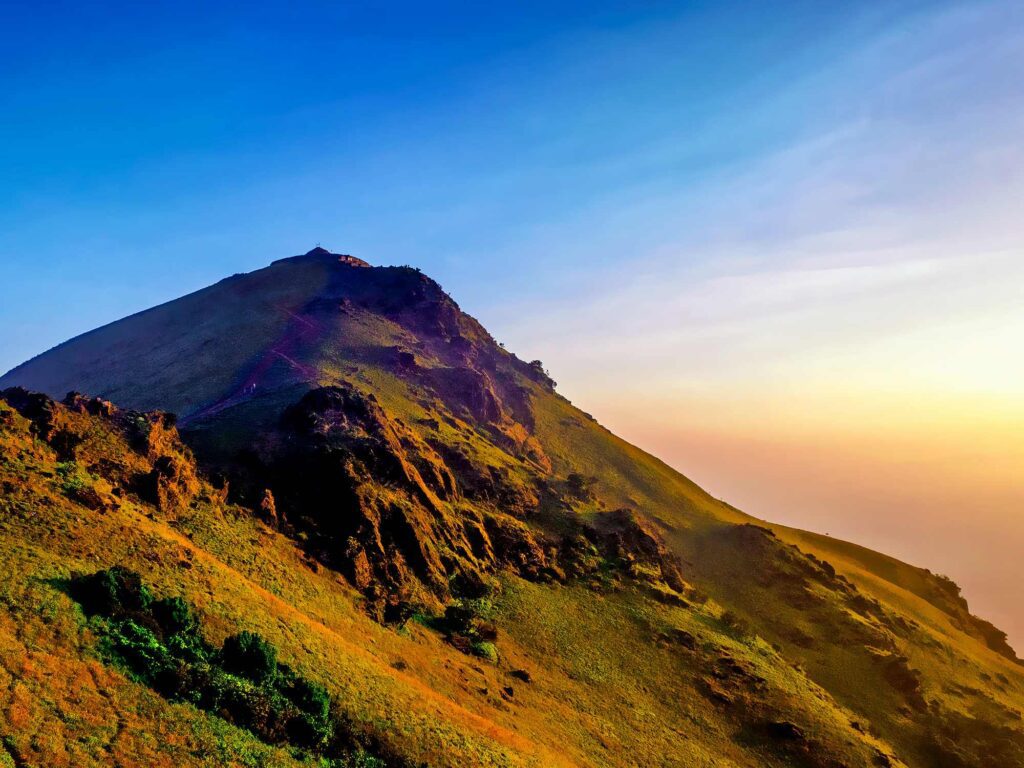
[180,304,323,426]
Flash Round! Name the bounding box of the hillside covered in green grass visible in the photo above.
[1,248,1021,767]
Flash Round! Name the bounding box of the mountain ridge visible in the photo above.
[1,247,1021,767]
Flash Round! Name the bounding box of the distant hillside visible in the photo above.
[1,248,1021,768]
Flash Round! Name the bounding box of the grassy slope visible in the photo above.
[0,259,335,416]
[1,254,1021,766]
[293,320,1024,766]
[0,397,911,768]
[0,399,565,768]
[178,293,913,766]
[525,387,1024,766]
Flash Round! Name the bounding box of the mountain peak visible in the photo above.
[1,247,1023,767]
[273,246,371,268]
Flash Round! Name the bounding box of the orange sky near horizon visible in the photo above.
[484,18,1024,649]
[496,250,1024,653]
[585,388,1024,652]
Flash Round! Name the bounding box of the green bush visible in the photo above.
[107,619,165,667]
[153,595,196,635]
[165,627,210,664]
[471,641,498,663]
[55,461,88,494]
[67,569,382,765]
[71,566,153,617]
[282,670,331,720]
[440,595,499,660]
[221,631,278,683]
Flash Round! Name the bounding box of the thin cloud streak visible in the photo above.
[485,2,1024,647]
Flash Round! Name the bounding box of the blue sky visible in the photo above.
[3,1,1024,644]
[1,0,941,369]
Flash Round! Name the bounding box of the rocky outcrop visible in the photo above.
[2,387,84,460]
[1,388,202,515]
[128,412,201,514]
[218,384,695,615]
[135,452,200,513]
[920,571,1021,663]
[227,385,555,614]
[868,648,927,711]
[428,440,539,517]
[592,509,689,593]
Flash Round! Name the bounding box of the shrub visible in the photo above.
[471,641,498,663]
[70,566,153,617]
[221,631,278,683]
[190,664,233,710]
[286,711,331,750]
[56,461,87,494]
[67,569,380,765]
[440,596,500,660]
[283,671,331,720]
[104,619,175,687]
[165,628,211,663]
[565,472,596,500]
[152,595,196,635]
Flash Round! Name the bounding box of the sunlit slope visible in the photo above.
[2,248,1021,767]
[0,391,913,768]
[527,391,1024,767]
[0,394,564,767]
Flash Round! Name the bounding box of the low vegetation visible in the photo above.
[439,596,500,661]
[69,567,385,768]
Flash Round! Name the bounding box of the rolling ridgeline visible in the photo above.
[0,247,1021,768]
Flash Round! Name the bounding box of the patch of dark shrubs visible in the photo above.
[432,575,500,662]
[69,568,387,767]
[564,472,596,501]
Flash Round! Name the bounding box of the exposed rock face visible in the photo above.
[920,572,1021,661]
[481,512,548,579]
[280,385,459,504]
[2,388,84,460]
[427,366,504,425]
[136,452,199,513]
[225,384,550,614]
[271,386,461,598]
[130,412,201,514]
[258,488,279,527]
[423,365,550,470]
[63,391,117,417]
[592,508,689,593]
[212,384,693,614]
[428,439,540,517]
[868,648,927,712]
[1,388,202,515]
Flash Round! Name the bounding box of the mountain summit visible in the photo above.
[276,246,372,268]
[1,250,1022,768]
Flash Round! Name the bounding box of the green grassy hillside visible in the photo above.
[1,248,1021,767]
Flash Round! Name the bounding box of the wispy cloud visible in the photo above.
[492,2,1024,402]
[478,1,1024,649]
